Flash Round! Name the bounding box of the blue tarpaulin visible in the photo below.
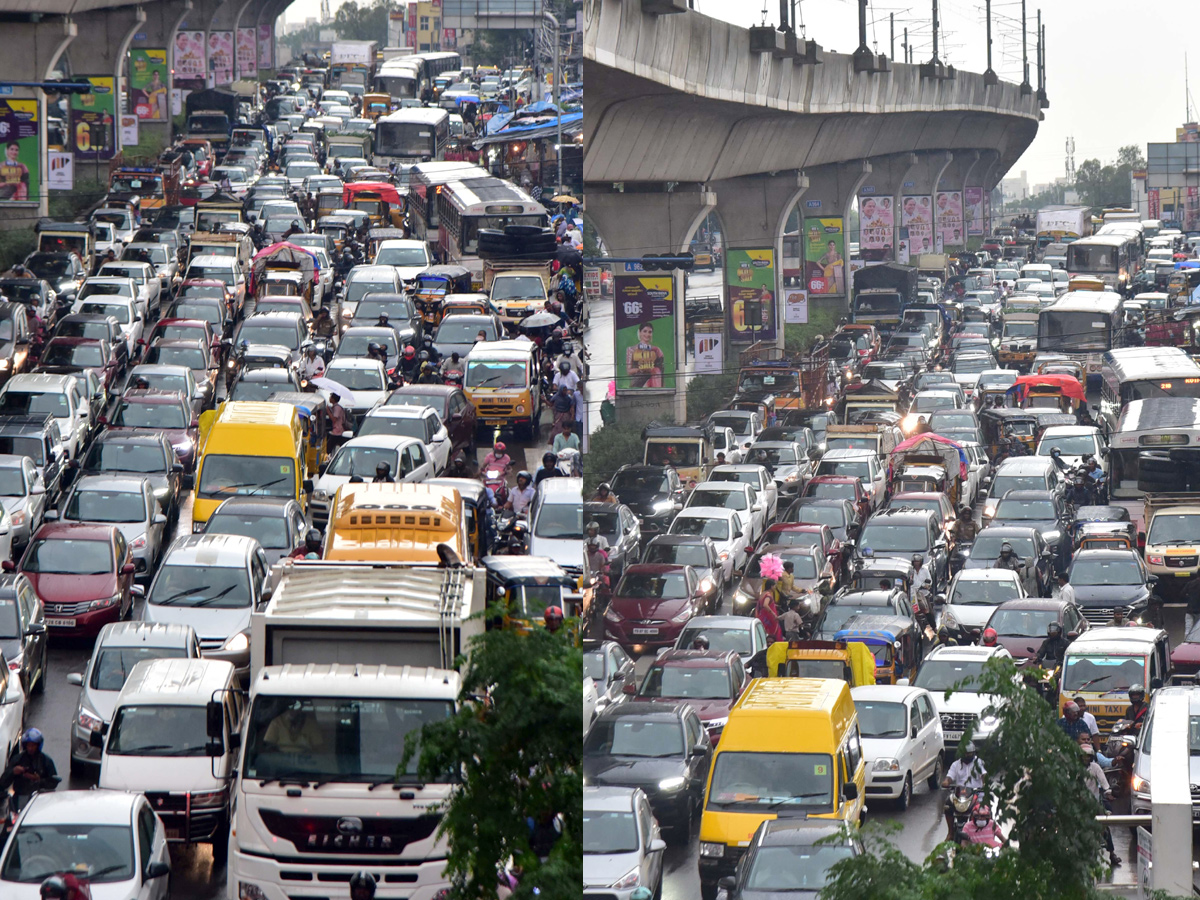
[475,111,583,147]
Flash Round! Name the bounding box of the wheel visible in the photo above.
[212,819,230,866]
[895,773,913,811]
[700,881,719,900]
[927,754,943,791]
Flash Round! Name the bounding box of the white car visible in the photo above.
[0,790,171,899]
[0,373,92,460]
[92,221,124,262]
[322,357,391,419]
[90,207,136,244]
[707,409,762,449]
[684,481,765,547]
[852,684,945,810]
[959,440,989,508]
[667,507,751,583]
[97,261,160,321]
[909,645,1011,752]
[374,238,434,283]
[709,463,778,522]
[709,425,743,465]
[1036,425,1106,474]
[813,449,886,509]
[310,434,434,523]
[73,293,143,356]
[583,786,665,900]
[185,254,247,309]
[938,568,1027,641]
[357,405,451,473]
[0,653,25,763]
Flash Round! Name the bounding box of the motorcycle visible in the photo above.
[556,448,582,477]
[493,509,528,555]
[482,468,509,507]
[948,786,986,842]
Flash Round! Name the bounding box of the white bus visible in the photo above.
[374,61,422,100]
[407,161,488,246]
[372,108,451,170]
[1109,397,1200,499]
[1066,235,1136,292]
[438,177,548,288]
[1036,291,1125,380]
[1099,346,1200,432]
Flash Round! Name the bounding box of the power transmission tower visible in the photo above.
[320,0,331,24]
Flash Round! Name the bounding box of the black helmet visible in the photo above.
[1047,621,1062,637]
[349,871,377,900]
[39,876,69,900]
[1129,683,1146,701]
[516,470,532,484]
[691,634,710,650]
[418,350,430,362]
[376,461,390,474]
[305,528,322,548]
[559,360,570,373]
[543,452,556,466]
[597,482,612,494]
[367,341,382,355]
[1000,542,1013,555]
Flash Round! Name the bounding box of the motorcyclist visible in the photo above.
[544,327,565,359]
[373,462,395,483]
[993,542,1023,573]
[440,351,464,381]
[941,741,986,841]
[312,306,337,341]
[421,335,442,366]
[446,452,472,479]
[482,441,512,475]
[1066,474,1092,508]
[534,451,560,486]
[591,482,618,504]
[299,342,325,381]
[961,803,1003,849]
[508,471,536,516]
[290,528,323,559]
[416,362,441,384]
[0,728,60,806]
[584,520,610,554]
[1124,684,1149,733]
[981,626,998,647]
[398,345,420,383]
[552,359,579,392]
[543,606,564,633]
[933,625,959,649]
[1034,621,1071,667]
[349,870,377,900]
[38,873,90,900]
[911,553,933,595]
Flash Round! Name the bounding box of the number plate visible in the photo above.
[1177,572,1191,577]
[485,418,508,425]
[632,627,659,636]
[45,618,76,628]
[165,827,182,841]
[944,730,963,741]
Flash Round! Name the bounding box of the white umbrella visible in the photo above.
[312,377,356,406]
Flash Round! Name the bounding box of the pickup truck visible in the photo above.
[484,259,554,323]
[1143,492,1200,600]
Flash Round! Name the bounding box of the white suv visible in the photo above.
[909,645,1011,752]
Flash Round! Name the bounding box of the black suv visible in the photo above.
[611,464,684,537]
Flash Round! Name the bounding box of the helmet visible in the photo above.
[39,876,68,900]
[452,452,467,467]
[962,741,977,755]
[418,350,430,362]
[21,727,43,750]
[367,341,382,355]
[597,482,611,494]
[376,461,390,474]
[404,345,416,359]
[1129,683,1146,701]
[349,871,377,900]
[911,554,924,568]
[1000,542,1013,555]
[1047,621,1063,636]
[516,470,531,484]
[691,635,710,650]
[553,326,564,336]
[544,606,564,631]
[494,441,507,453]
[981,627,997,646]
[586,520,600,535]
[937,626,950,640]
[302,340,315,352]
[305,528,322,547]
[377,312,389,322]
[559,360,570,373]
[542,452,556,466]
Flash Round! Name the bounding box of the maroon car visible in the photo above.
[604,563,708,650]
[35,337,124,393]
[982,598,1090,661]
[105,389,199,471]
[759,522,843,575]
[635,649,748,744]
[13,522,136,637]
[386,384,478,455]
[802,474,871,525]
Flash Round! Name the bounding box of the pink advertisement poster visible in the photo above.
[901,195,934,256]
[258,24,273,69]
[965,187,985,236]
[858,194,893,251]
[208,31,234,85]
[935,190,964,249]
[237,28,257,79]
[173,31,206,90]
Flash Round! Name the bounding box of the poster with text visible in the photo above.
[209,31,234,85]
[965,187,985,237]
[725,248,776,344]
[803,218,845,296]
[129,49,169,121]
[258,23,273,69]
[936,190,964,248]
[858,194,893,251]
[614,263,675,390]
[237,28,257,79]
[694,326,723,373]
[174,30,206,92]
[69,76,115,161]
[902,195,934,256]
[784,289,809,324]
[47,152,73,191]
[119,115,138,147]
[0,100,39,204]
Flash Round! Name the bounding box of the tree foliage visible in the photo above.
[582,421,645,494]
[403,616,582,900]
[821,656,1115,900]
[1072,144,1145,210]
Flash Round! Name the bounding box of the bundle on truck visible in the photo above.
[850,263,918,336]
[1035,206,1089,247]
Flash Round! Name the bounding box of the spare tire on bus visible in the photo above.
[503,223,547,237]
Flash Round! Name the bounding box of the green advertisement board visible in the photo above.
[802,217,846,295]
[614,262,675,390]
[129,49,169,121]
[725,248,776,343]
[0,100,39,204]
[70,76,116,160]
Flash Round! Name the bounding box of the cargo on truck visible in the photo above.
[184,88,239,151]
[1036,206,1089,247]
[915,253,951,283]
[735,349,829,413]
[851,262,918,336]
[194,191,245,233]
[483,259,554,322]
[823,422,903,458]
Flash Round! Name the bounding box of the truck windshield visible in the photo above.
[854,293,901,316]
[243,696,454,780]
[490,275,546,302]
[1147,513,1199,544]
[197,454,295,500]
[188,114,230,133]
[1061,655,1145,694]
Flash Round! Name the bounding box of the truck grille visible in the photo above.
[477,402,518,416]
[259,808,441,855]
[940,712,978,733]
[1080,607,1115,626]
[1166,556,1198,568]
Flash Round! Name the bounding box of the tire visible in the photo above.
[895,773,913,811]
[665,808,693,846]
[700,881,719,900]
[503,223,546,237]
[927,753,944,791]
[1138,456,1177,477]
[211,818,230,866]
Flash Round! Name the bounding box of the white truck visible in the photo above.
[229,562,483,900]
[1035,206,1089,244]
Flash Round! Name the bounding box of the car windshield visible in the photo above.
[914,659,984,692]
[816,460,870,481]
[1,824,134,883]
[995,498,1056,521]
[1062,655,1146,694]
[795,504,847,528]
[856,700,908,738]
[358,415,426,441]
[196,454,295,500]
[533,501,582,540]
[709,415,752,435]
[743,845,854,890]
[970,534,1036,560]
[180,284,225,300]
[819,603,883,635]
[859,524,929,553]
[584,717,683,758]
[583,811,638,855]
[237,324,299,350]
[613,471,670,494]
[65,489,146,524]
[437,319,495,343]
[949,577,1021,606]
[112,400,187,430]
[0,437,42,465]
[145,345,207,371]
[0,390,69,418]
[232,378,294,403]
[23,538,111,575]
[672,515,729,541]
[747,552,818,579]
[149,563,251,609]
[243,694,453,781]
[706,751,833,813]
[807,482,855,502]
[130,372,189,394]
[986,608,1059,638]
[639,665,732,700]
[78,301,130,324]
[1070,558,1143,586]
[0,468,24,497]
[207,512,291,549]
[356,298,414,321]
[689,489,746,511]
[326,366,385,392]
[989,475,1046,498]
[616,572,688,600]
[55,320,110,341]
[643,543,708,567]
[747,447,798,465]
[326,445,398,477]
[375,246,429,267]
[954,357,992,375]
[108,704,209,756]
[466,361,526,389]
[340,332,400,358]
[676,625,751,656]
[79,283,132,300]
[89,646,188,691]
[345,281,394,306]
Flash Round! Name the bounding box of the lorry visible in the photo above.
[194,192,245,232]
[915,253,952,284]
[735,350,829,415]
[108,160,181,212]
[1142,493,1200,600]
[850,262,918,337]
[35,220,94,263]
[483,259,555,321]
[184,87,240,153]
[1035,206,1089,248]
[330,40,378,89]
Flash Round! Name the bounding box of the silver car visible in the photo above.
[65,621,200,775]
[54,474,167,578]
[0,454,47,549]
[583,786,665,900]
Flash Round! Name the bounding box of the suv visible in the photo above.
[0,372,93,460]
[857,508,950,592]
[529,477,584,579]
[979,456,1063,527]
[0,414,64,504]
[611,464,684,537]
[911,645,1011,751]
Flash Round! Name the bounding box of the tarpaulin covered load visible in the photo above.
[1005,373,1086,404]
[250,241,318,293]
[888,432,969,481]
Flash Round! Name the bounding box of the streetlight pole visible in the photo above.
[542,8,562,193]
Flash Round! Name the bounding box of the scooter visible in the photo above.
[482,468,509,507]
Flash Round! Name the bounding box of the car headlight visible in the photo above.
[313,490,329,502]
[604,606,622,623]
[706,716,728,731]
[983,503,997,519]
[699,576,714,594]
[651,499,675,514]
[1132,774,1149,793]
[515,404,526,413]
[700,842,725,858]
[612,867,642,889]
[980,714,999,728]
[6,653,20,672]
[658,776,686,791]
[191,787,227,807]
[223,631,249,653]
[873,757,900,772]
[718,550,729,561]
[1148,554,1164,566]
[130,536,147,550]
[939,608,957,628]
[784,472,799,483]
[9,511,23,526]
[78,708,103,732]
[670,607,693,624]
[192,520,206,534]
[88,593,121,611]
[734,589,754,607]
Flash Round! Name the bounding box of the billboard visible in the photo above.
[69,76,116,161]
[208,31,234,85]
[901,195,934,256]
[858,194,893,252]
[258,23,273,69]
[965,187,985,236]
[129,49,169,121]
[614,263,675,390]
[237,27,257,79]
[174,31,207,92]
[0,100,39,204]
[47,152,73,191]
[726,248,776,344]
[802,217,845,295]
[935,190,964,249]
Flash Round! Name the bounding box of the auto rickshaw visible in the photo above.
[482,554,577,629]
[315,189,344,220]
[342,181,405,228]
[316,216,352,252]
[412,266,473,326]
[834,614,922,683]
[367,226,407,260]
[1031,411,1078,440]
[1068,275,1107,292]
[1009,374,1085,414]
[428,477,490,561]
[1070,506,1136,551]
[980,407,1039,459]
[258,268,309,301]
[268,391,328,475]
[441,293,500,317]
[362,92,393,120]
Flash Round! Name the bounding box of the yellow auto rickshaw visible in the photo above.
[979,407,1039,459]
[834,615,922,683]
[482,555,577,631]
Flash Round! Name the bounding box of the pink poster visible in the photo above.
[965,187,984,236]
[858,194,893,251]
[935,190,963,249]
[173,31,206,90]
[258,24,273,69]
[208,31,234,85]
[901,195,934,256]
[237,28,257,79]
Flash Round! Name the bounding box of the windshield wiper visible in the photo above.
[1073,675,1113,692]
[155,585,209,605]
[190,585,239,607]
[124,745,174,753]
[258,771,319,787]
[248,477,288,496]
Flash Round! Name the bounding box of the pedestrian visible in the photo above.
[328,393,347,449]
[573,385,585,437]
[1052,571,1076,606]
[552,420,580,454]
[779,597,804,642]
[1074,696,1100,736]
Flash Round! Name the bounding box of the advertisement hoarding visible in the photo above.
[174,31,206,92]
[208,31,234,85]
[0,100,39,204]
[129,49,169,121]
[726,249,776,344]
[69,76,116,161]
[236,27,257,79]
[858,195,893,252]
[965,187,985,236]
[936,190,964,248]
[615,263,675,390]
[802,218,845,295]
[901,195,934,255]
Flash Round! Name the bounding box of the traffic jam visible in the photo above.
[0,44,586,900]
[582,215,1200,899]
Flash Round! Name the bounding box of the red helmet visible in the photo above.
[494,441,506,453]
[982,627,998,646]
[404,345,416,359]
[544,606,564,631]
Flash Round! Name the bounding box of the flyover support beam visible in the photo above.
[129,0,195,150]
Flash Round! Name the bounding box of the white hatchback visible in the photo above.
[852,684,945,810]
[667,507,750,584]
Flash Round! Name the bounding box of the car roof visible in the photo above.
[33,521,117,541]
[621,563,688,578]
[864,508,935,524]
[993,598,1070,612]
[597,700,687,721]
[73,474,149,493]
[365,405,432,419]
[1071,548,1142,561]
[953,568,1021,582]
[822,449,876,460]
[340,434,417,451]
[651,649,737,667]
[995,457,1055,472]
[328,357,386,371]
[23,789,139,826]
[997,490,1056,500]
[851,683,926,703]
[211,497,298,516]
[675,506,735,520]
[161,533,260,567]
[119,657,235,705]
[4,373,77,391]
[0,454,29,469]
[684,615,754,629]
[583,785,639,812]
[926,645,1010,661]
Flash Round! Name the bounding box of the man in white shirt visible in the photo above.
[299,344,325,381]
[1073,696,1100,736]
[1051,571,1077,606]
[553,361,580,392]
[940,742,986,840]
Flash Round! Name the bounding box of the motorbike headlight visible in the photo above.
[78,708,103,732]
[612,867,641,889]
[658,776,686,791]
[223,631,250,653]
[700,842,725,858]
[873,757,899,772]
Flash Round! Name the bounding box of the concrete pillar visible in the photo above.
[932,150,979,252]
[255,0,289,73]
[973,150,1001,235]
[856,152,917,263]
[67,4,146,150]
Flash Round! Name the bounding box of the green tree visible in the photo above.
[822,656,1114,900]
[332,0,395,43]
[402,617,582,900]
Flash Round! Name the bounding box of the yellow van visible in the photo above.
[698,677,865,899]
[323,482,468,563]
[463,339,541,442]
[192,401,307,530]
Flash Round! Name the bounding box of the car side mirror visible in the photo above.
[206,699,224,738]
[121,562,136,575]
[911,723,919,739]
[622,681,637,695]
[67,672,83,686]
[842,782,859,800]
[145,860,170,880]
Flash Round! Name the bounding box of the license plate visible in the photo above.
[165,827,182,841]
[944,730,963,741]
[1177,572,1191,577]
[632,627,659,636]
[485,418,509,425]
[46,618,76,628]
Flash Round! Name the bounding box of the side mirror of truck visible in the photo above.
[205,740,225,758]
[206,699,224,739]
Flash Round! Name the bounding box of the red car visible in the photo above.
[13,522,136,637]
[35,336,125,393]
[604,563,709,650]
[635,649,748,744]
[759,522,844,580]
[139,317,219,365]
[802,475,871,525]
[105,389,199,470]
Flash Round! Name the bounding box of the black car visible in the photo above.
[987,489,1071,570]
[74,432,184,520]
[641,534,723,610]
[856,507,950,591]
[956,525,1053,597]
[714,819,862,900]
[350,292,423,346]
[0,414,65,504]
[585,501,641,582]
[582,701,712,842]
[22,251,86,303]
[612,464,684,537]
[0,572,47,696]
[1066,549,1156,627]
[812,589,913,641]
